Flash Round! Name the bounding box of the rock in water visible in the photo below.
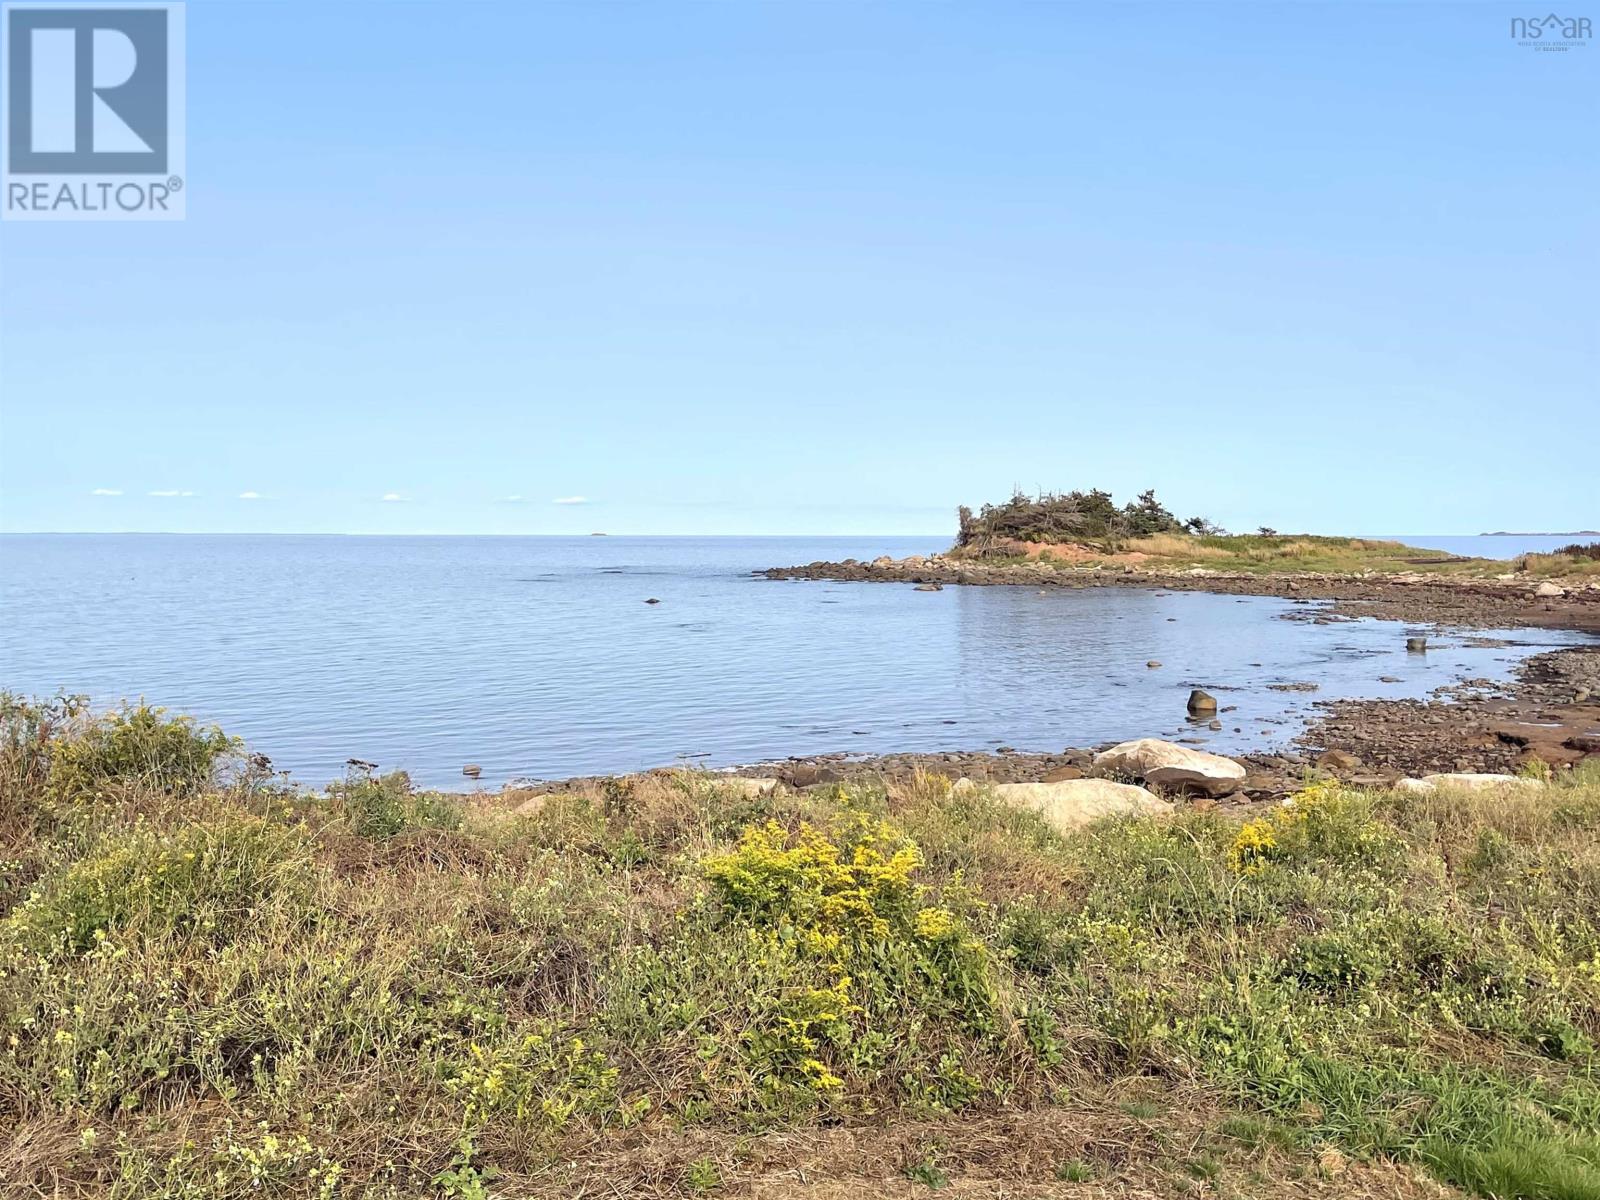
[1406,637,1427,652]
[988,779,1171,834]
[1187,688,1218,714]
[462,764,482,779]
[1395,773,1544,795]
[1146,660,1162,669]
[644,597,661,605]
[913,583,943,592]
[1091,737,1247,796]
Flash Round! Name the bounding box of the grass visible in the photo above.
[4,696,1600,1197]
[1109,533,1485,575]
[1519,549,1600,579]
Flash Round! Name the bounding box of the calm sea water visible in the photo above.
[1384,534,1599,559]
[1,534,1588,789]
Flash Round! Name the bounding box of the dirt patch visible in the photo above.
[475,1089,1452,1199]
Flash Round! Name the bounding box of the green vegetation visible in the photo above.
[949,491,1600,579]
[1520,543,1600,579]
[1114,531,1477,574]
[5,696,1600,1196]
[954,488,1191,552]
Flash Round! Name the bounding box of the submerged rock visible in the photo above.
[1091,737,1247,796]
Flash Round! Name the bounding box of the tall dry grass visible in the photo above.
[4,696,1600,1198]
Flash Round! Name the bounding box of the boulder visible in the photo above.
[1315,749,1361,772]
[782,763,844,787]
[1535,581,1566,599]
[1394,773,1543,795]
[718,776,781,798]
[1187,689,1218,714]
[1091,737,1247,796]
[1041,764,1084,782]
[989,779,1171,834]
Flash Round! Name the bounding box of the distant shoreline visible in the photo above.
[1479,531,1600,537]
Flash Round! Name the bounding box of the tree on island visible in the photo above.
[954,487,1219,553]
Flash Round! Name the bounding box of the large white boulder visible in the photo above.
[1090,738,1247,796]
[717,776,781,798]
[1535,581,1566,598]
[986,778,1172,834]
[1395,773,1543,795]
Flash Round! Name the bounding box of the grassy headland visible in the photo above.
[948,490,1600,579]
[5,696,1600,1197]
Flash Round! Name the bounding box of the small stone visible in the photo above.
[1406,637,1427,652]
[1147,660,1162,669]
[462,764,482,778]
[644,597,661,604]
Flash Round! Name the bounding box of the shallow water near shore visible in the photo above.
[1,534,1590,789]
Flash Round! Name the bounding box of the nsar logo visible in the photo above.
[1510,12,1591,50]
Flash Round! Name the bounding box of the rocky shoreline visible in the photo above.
[507,644,1599,809]
[502,557,1600,807]
[761,553,1600,633]
[713,644,1600,806]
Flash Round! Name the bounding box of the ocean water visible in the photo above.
[1384,534,1599,559]
[1,534,1588,789]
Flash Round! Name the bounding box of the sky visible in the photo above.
[0,1,1595,537]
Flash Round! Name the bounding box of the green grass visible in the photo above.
[4,696,1600,1197]
[1117,532,1485,575]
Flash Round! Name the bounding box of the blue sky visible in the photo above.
[1,2,1594,536]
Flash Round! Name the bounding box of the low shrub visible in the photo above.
[327,768,461,839]
[45,703,236,804]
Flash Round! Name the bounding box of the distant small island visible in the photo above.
[1480,531,1600,537]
